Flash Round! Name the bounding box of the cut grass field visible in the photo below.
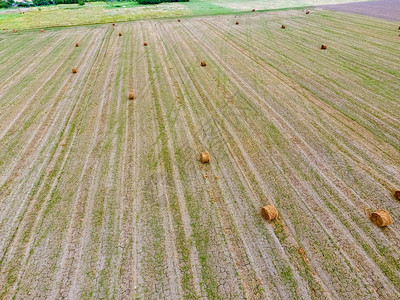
[0,0,369,30]
[1,8,400,299]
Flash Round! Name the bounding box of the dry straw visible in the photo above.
[200,152,210,163]
[261,205,278,221]
[370,210,392,227]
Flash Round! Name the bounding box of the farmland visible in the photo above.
[0,0,368,30]
[1,8,400,299]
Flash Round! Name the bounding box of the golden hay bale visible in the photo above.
[178,19,181,22]
[72,68,77,74]
[112,23,115,26]
[13,29,17,33]
[281,25,286,29]
[144,42,148,46]
[370,210,392,227]
[61,143,66,146]
[394,191,400,200]
[235,21,239,25]
[119,33,122,36]
[75,42,79,47]
[398,26,400,30]
[261,205,278,221]
[306,11,310,14]
[200,151,210,163]
[321,44,327,50]
[200,61,207,67]
[128,92,135,100]
[41,29,45,33]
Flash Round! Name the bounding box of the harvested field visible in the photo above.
[0,9,400,299]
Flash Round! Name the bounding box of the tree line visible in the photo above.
[0,0,188,8]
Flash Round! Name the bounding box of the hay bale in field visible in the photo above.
[236,21,239,25]
[72,68,77,74]
[261,205,278,221]
[200,61,207,67]
[75,42,79,47]
[119,33,122,36]
[13,29,17,33]
[178,19,181,22]
[144,42,148,46]
[321,44,327,50]
[252,9,255,12]
[200,151,210,163]
[281,25,286,29]
[41,29,45,33]
[398,26,400,30]
[306,11,310,14]
[129,92,135,100]
[394,191,400,200]
[370,210,392,227]
[112,23,115,26]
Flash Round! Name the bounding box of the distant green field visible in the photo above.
[0,0,369,30]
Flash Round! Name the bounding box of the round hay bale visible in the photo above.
[178,19,181,22]
[398,26,400,30]
[72,68,77,74]
[281,25,286,29]
[321,44,327,50]
[41,29,45,33]
[75,42,79,47]
[252,9,255,12]
[13,29,17,33]
[119,33,122,36]
[200,61,207,67]
[236,21,239,25]
[144,42,148,46]
[370,210,392,227]
[261,205,278,221]
[306,11,310,14]
[128,92,135,100]
[200,151,210,163]
[112,23,115,26]
[394,190,400,200]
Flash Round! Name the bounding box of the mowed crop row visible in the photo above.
[0,10,400,299]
